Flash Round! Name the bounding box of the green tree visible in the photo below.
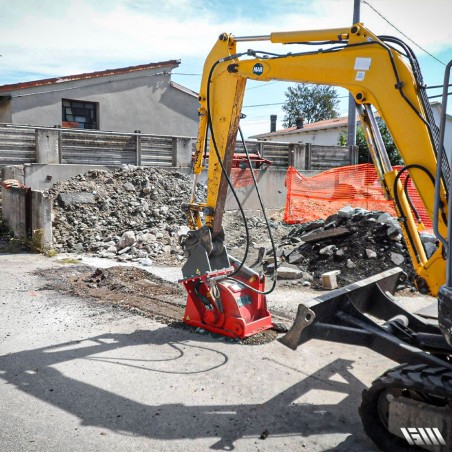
[356,118,403,165]
[338,117,403,166]
[282,83,339,127]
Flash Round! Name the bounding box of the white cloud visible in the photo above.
[1,0,450,82]
[1,0,450,137]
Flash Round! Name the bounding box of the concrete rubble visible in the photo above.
[48,165,206,265]
[44,167,438,290]
[264,207,437,291]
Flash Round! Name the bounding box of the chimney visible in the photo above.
[295,117,304,129]
[270,114,277,133]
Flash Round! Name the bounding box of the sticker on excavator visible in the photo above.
[253,63,264,76]
[236,294,252,307]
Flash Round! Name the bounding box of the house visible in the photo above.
[0,60,199,136]
[251,103,452,157]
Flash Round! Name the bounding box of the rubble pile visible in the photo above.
[47,166,436,291]
[49,166,205,264]
[267,206,438,290]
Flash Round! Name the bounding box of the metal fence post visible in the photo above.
[349,145,359,164]
[135,130,142,166]
[305,143,312,170]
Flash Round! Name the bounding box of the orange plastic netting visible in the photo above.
[283,164,432,229]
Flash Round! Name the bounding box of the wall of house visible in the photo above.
[431,103,452,159]
[7,68,199,136]
[258,126,346,146]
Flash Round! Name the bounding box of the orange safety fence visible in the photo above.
[283,164,432,231]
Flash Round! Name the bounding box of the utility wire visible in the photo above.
[362,0,446,66]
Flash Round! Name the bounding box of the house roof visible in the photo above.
[250,116,349,139]
[170,81,198,98]
[0,60,180,93]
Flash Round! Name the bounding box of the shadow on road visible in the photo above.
[0,327,373,450]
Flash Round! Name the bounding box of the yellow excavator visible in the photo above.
[179,23,452,449]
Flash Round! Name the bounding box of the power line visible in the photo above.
[361,0,446,66]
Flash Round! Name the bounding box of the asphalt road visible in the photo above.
[0,253,406,451]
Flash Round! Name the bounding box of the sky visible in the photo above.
[1,0,452,138]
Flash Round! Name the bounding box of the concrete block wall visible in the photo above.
[2,185,52,249]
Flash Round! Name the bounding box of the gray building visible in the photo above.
[0,60,199,136]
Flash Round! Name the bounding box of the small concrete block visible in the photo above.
[321,270,341,290]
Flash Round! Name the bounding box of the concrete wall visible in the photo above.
[6,68,199,136]
[31,190,52,249]
[2,186,27,238]
[2,185,52,249]
[23,164,115,191]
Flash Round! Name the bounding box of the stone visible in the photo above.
[117,231,136,250]
[424,242,437,259]
[139,258,153,266]
[319,245,336,256]
[390,252,405,266]
[337,206,354,219]
[287,248,305,264]
[58,192,96,207]
[277,266,303,280]
[365,249,377,259]
[123,182,135,191]
[346,259,356,269]
[377,212,393,223]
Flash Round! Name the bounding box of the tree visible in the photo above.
[282,83,339,127]
[338,117,403,165]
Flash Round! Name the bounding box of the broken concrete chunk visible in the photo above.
[319,245,336,256]
[335,248,345,257]
[377,212,393,223]
[277,266,303,280]
[123,182,136,191]
[287,248,305,265]
[365,249,377,259]
[390,252,405,266]
[424,242,438,259]
[58,192,96,207]
[337,206,354,219]
[300,227,352,243]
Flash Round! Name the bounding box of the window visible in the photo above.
[62,99,98,129]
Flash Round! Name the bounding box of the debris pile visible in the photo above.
[263,206,437,290]
[47,166,436,291]
[49,165,205,264]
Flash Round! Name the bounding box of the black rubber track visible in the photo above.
[359,363,452,451]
